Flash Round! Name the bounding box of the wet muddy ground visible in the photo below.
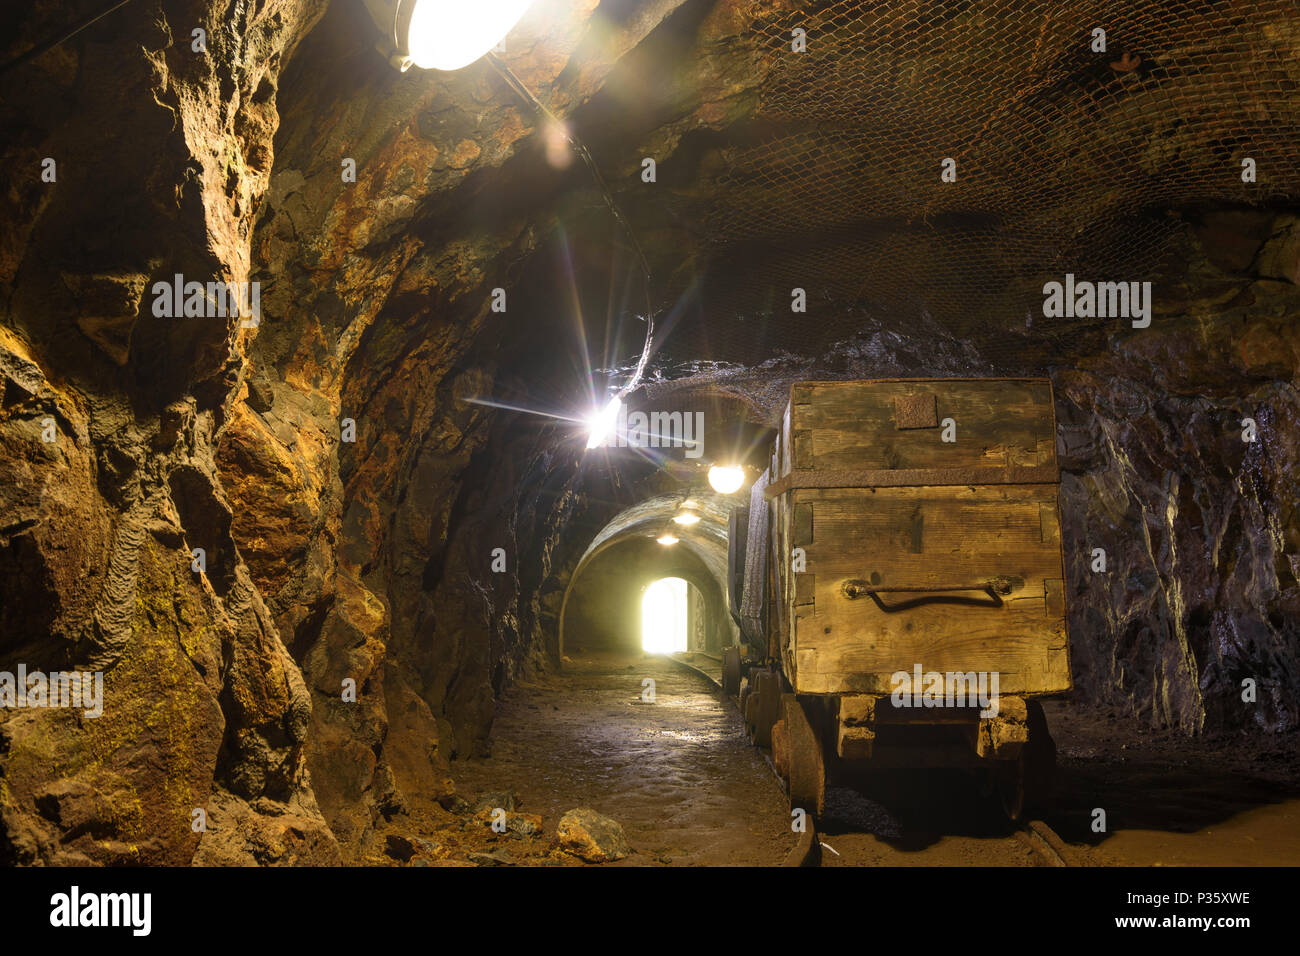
[1038,701,1300,866]
[397,648,1300,867]
[451,650,797,866]
[815,700,1300,867]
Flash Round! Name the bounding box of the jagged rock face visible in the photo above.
[0,0,338,865]
[1,0,676,863]
[1055,215,1300,733]
[1059,369,1300,735]
[1,0,1297,867]
[212,0,697,852]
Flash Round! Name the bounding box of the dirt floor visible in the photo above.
[1038,700,1300,866]
[451,650,798,866]
[371,647,1300,867]
[814,700,1300,867]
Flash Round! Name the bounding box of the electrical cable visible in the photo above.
[485,51,657,397]
[0,14,661,397]
[0,0,135,77]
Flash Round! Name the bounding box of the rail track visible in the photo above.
[665,651,1074,868]
[1016,819,1074,866]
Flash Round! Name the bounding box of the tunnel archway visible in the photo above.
[559,493,742,657]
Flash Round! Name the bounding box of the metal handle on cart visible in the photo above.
[840,576,1014,612]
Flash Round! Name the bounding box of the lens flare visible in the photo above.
[656,534,679,546]
[671,512,700,526]
[585,396,623,450]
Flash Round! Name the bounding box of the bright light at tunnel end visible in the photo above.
[642,578,688,654]
[708,465,746,494]
[585,396,623,450]
[407,0,536,71]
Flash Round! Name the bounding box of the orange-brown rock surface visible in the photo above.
[2,0,1297,867]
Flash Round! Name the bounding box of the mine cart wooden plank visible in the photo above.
[769,378,1057,492]
[766,378,1070,699]
[727,505,748,626]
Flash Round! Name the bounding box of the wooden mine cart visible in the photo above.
[734,378,1070,820]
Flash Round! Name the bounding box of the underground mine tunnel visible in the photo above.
[1,0,1299,886]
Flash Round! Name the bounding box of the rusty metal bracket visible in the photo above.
[841,577,1013,612]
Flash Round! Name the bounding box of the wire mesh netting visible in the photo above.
[664,0,1299,373]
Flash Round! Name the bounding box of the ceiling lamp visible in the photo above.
[364,0,535,72]
[672,511,700,526]
[707,465,746,494]
[656,534,679,546]
[585,396,623,450]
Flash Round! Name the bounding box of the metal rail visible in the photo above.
[664,652,1071,868]
[1017,819,1074,867]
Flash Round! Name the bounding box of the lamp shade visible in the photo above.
[363,0,534,72]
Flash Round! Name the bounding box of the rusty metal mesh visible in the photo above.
[676,0,1299,369]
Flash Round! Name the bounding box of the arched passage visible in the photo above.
[559,493,742,656]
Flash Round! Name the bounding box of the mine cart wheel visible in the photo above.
[781,694,825,818]
[996,757,1026,822]
[996,701,1056,821]
[744,681,759,741]
[722,646,742,696]
[749,670,781,747]
[1023,700,1057,811]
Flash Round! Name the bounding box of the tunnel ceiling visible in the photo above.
[1,0,1298,866]
[573,492,731,574]
[256,0,1300,421]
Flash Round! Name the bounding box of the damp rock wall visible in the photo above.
[1,0,1296,870]
[0,0,338,866]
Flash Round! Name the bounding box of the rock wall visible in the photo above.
[1055,213,1300,734]
[1,0,693,866]
[0,0,338,865]
[1,0,1295,868]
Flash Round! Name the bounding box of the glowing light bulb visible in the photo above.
[407,0,535,71]
[656,534,679,546]
[708,465,745,494]
[585,397,623,450]
[672,512,700,526]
